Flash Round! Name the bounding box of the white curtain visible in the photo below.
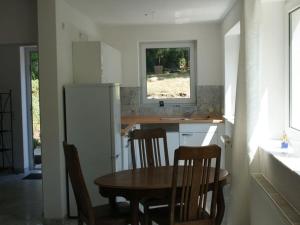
[227,0,262,224]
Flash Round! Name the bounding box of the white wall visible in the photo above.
[224,25,240,121]
[242,0,289,225]
[0,46,28,171]
[222,0,243,130]
[0,0,37,45]
[243,0,286,166]
[250,175,293,225]
[222,1,286,224]
[221,2,249,225]
[222,1,243,36]
[0,0,38,172]
[222,0,243,123]
[101,23,223,87]
[38,0,62,219]
[250,0,285,152]
[38,0,102,219]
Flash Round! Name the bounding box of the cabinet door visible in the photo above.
[166,132,179,165]
[101,42,122,83]
[73,42,102,84]
[179,132,218,147]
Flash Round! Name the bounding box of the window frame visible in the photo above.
[286,2,300,145]
[289,6,300,132]
[139,41,197,105]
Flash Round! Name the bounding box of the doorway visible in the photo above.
[24,47,41,170]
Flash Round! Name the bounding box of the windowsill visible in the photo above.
[259,139,300,176]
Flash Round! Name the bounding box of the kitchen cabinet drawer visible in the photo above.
[179,132,218,147]
[179,123,218,133]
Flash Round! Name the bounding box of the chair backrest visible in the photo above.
[63,142,95,224]
[170,145,221,225]
[129,128,169,169]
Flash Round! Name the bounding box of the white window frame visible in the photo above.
[289,6,300,131]
[139,41,197,105]
[285,2,300,146]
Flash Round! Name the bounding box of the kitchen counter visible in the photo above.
[121,115,224,135]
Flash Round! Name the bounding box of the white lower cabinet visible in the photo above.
[179,123,219,146]
[179,132,218,147]
[122,123,225,169]
[179,123,225,168]
[166,132,179,165]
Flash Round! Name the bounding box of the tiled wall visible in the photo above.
[120,86,224,116]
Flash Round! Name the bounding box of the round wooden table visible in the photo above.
[94,166,229,225]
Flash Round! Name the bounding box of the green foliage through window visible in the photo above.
[145,47,191,99]
[31,52,39,80]
[146,47,190,74]
[30,51,41,146]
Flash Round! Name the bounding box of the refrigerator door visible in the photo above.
[64,84,118,216]
[109,84,122,172]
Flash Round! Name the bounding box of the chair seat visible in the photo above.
[94,202,130,225]
[149,205,210,225]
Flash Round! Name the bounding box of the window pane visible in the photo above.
[290,8,300,130]
[145,47,191,99]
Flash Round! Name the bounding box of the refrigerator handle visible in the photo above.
[112,153,120,159]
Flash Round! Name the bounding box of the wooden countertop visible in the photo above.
[121,115,224,135]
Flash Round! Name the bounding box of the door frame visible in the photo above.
[24,46,38,170]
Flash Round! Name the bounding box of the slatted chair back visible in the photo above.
[170,145,221,225]
[63,142,95,225]
[129,128,169,169]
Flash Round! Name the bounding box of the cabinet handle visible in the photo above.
[181,133,193,136]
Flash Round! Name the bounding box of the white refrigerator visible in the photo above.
[64,83,122,217]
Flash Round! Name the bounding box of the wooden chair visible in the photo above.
[129,128,169,169]
[128,128,170,224]
[63,142,130,225]
[149,145,221,225]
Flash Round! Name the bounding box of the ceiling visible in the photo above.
[65,0,237,25]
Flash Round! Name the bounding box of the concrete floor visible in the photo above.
[0,172,230,225]
[0,173,76,225]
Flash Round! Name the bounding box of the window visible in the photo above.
[140,41,196,104]
[289,7,300,131]
[224,22,240,124]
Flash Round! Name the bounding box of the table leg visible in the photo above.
[130,197,140,225]
[216,186,225,225]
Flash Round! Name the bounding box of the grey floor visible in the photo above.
[0,172,76,225]
[0,172,230,225]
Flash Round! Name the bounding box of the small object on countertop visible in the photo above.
[281,131,289,149]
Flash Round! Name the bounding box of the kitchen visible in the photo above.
[64,35,228,217]
[1,0,299,225]
[53,0,300,223]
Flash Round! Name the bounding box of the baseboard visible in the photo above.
[252,174,300,225]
